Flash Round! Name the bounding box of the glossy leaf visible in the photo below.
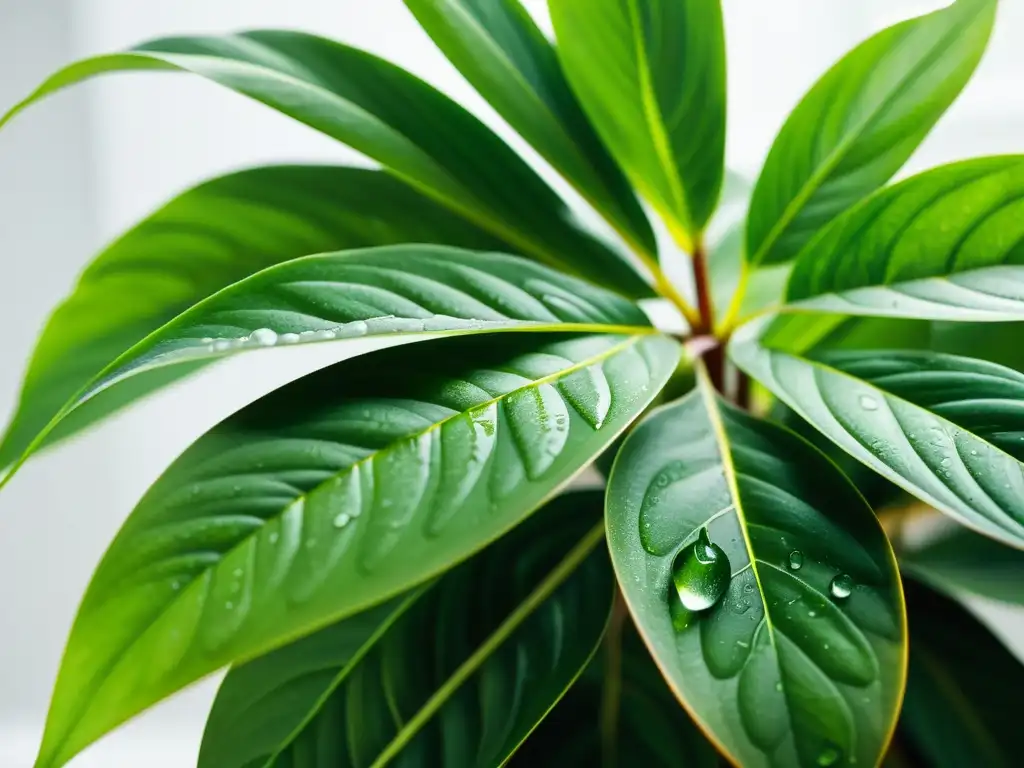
[36,332,678,767]
[4,246,652,482]
[0,30,651,296]
[512,627,718,767]
[747,0,997,266]
[785,157,1024,320]
[900,579,1024,768]
[731,336,1024,548]
[606,376,906,767]
[902,525,1024,607]
[404,0,655,256]
[199,491,612,768]
[549,0,727,246]
[0,166,508,471]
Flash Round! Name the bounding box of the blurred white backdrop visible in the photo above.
[1,0,1023,765]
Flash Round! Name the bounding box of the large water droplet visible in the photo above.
[333,512,352,529]
[830,574,854,600]
[672,528,730,612]
[858,394,879,411]
[788,550,804,570]
[817,745,841,766]
[250,328,277,346]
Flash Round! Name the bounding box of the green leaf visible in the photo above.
[747,0,997,267]
[37,332,678,767]
[0,30,651,296]
[511,626,719,766]
[785,157,1024,320]
[3,246,652,484]
[606,374,906,768]
[199,491,612,768]
[548,0,726,246]
[731,335,1024,549]
[900,578,1024,768]
[0,166,509,471]
[404,0,656,257]
[901,525,1024,607]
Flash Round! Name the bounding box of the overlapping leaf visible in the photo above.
[731,335,1024,548]
[0,30,650,295]
[606,376,905,767]
[405,0,655,256]
[36,331,678,767]
[747,0,997,267]
[785,157,1024,320]
[549,0,726,246]
[0,166,508,469]
[199,492,611,768]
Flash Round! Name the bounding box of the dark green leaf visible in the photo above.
[731,335,1024,549]
[0,31,651,295]
[3,246,652,484]
[0,165,507,470]
[404,0,656,257]
[199,491,612,768]
[747,0,996,266]
[900,578,1024,768]
[549,0,726,245]
[36,332,678,767]
[606,374,906,767]
[785,157,1024,319]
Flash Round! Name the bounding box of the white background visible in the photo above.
[1,1,1023,765]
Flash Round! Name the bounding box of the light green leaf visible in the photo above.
[784,157,1024,320]
[199,491,612,768]
[731,334,1024,549]
[404,0,656,257]
[0,31,651,296]
[548,0,726,246]
[606,375,906,768]
[37,331,678,767]
[747,0,997,267]
[3,246,652,485]
[900,579,1024,768]
[0,166,508,471]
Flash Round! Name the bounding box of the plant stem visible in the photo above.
[600,590,627,767]
[689,239,726,391]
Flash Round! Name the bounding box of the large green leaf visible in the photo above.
[0,166,508,471]
[548,0,726,246]
[900,579,1024,768]
[199,491,611,768]
[404,0,655,257]
[784,157,1024,320]
[2,246,652,485]
[606,375,906,767]
[511,626,718,766]
[36,332,678,767]
[731,336,1024,549]
[746,0,996,267]
[0,30,651,296]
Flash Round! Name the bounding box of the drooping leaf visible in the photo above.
[199,491,612,768]
[549,0,727,246]
[900,578,1024,768]
[0,30,651,296]
[404,0,656,257]
[784,157,1024,320]
[746,0,997,267]
[3,246,652,483]
[0,166,508,470]
[606,374,906,767]
[36,332,678,767]
[731,335,1024,549]
[902,525,1024,607]
[511,626,719,767]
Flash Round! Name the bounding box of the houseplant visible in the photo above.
[2,0,1022,765]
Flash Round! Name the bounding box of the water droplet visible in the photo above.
[830,574,854,600]
[970,449,979,456]
[775,682,783,692]
[268,531,279,544]
[232,568,243,578]
[170,580,180,591]
[858,394,879,411]
[212,340,233,353]
[817,745,841,766]
[312,329,337,341]
[280,333,301,344]
[671,528,731,612]
[788,550,804,570]
[333,513,352,528]
[808,610,817,618]
[250,328,277,346]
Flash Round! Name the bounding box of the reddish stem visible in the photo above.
[690,241,725,391]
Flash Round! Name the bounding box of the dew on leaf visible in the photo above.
[671,528,730,613]
[858,394,879,411]
[830,574,854,600]
[788,550,804,570]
